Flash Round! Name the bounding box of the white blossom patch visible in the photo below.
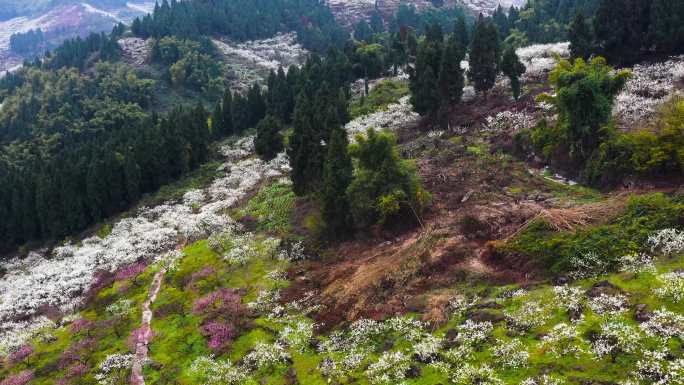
[365,351,411,385]
[653,271,684,303]
[279,319,316,352]
[492,338,529,368]
[619,253,657,274]
[553,285,585,313]
[614,57,684,125]
[633,349,684,385]
[588,293,629,316]
[94,353,134,385]
[242,342,290,370]
[345,96,419,140]
[516,42,570,82]
[0,136,289,348]
[649,228,684,257]
[541,322,585,358]
[413,334,443,362]
[640,308,684,340]
[592,320,642,357]
[505,301,552,331]
[483,110,536,133]
[189,355,247,385]
[451,363,503,385]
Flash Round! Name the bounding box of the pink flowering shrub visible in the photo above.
[69,318,94,335]
[115,262,147,282]
[192,288,251,351]
[66,362,89,378]
[192,288,243,317]
[8,345,33,366]
[0,370,34,385]
[59,337,96,369]
[200,321,237,351]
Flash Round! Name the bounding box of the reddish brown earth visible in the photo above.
[282,86,574,329]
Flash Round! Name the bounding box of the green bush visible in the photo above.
[347,128,430,229]
[533,57,629,168]
[504,193,684,276]
[584,97,684,185]
[349,79,409,119]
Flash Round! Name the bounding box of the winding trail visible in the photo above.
[130,243,184,385]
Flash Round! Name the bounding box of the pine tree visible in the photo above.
[501,46,526,100]
[468,15,500,99]
[288,93,323,195]
[232,93,250,133]
[247,83,266,128]
[438,36,465,104]
[569,12,592,60]
[593,0,651,65]
[221,90,233,135]
[321,109,354,239]
[255,115,284,161]
[492,5,509,37]
[370,10,385,35]
[411,65,439,116]
[212,101,223,138]
[508,6,520,30]
[649,0,684,55]
[454,15,469,50]
[354,19,373,42]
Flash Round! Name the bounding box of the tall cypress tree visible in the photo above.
[438,36,465,105]
[454,15,469,50]
[221,90,233,135]
[468,15,500,99]
[212,101,223,138]
[501,46,526,100]
[321,108,354,239]
[354,19,373,42]
[370,10,385,34]
[569,12,592,60]
[255,115,284,161]
[288,93,323,195]
[409,24,443,115]
[247,83,266,128]
[649,0,684,55]
[232,93,250,133]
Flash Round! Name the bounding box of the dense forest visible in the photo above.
[9,29,46,56]
[131,0,348,52]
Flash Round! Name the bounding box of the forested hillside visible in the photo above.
[1,0,684,384]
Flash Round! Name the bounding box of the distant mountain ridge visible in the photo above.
[0,0,154,73]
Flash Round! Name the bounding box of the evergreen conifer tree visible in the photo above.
[370,10,385,34]
[354,19,373,42]
[321,109,354,239]
[255,116,284,161]
[288,93,324,195]
[501,46,526,100]
[569,12,592,60]
[221,90,233,135]
[438,36,465,105]
[468,15,500,99]
[454,15,469,50]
